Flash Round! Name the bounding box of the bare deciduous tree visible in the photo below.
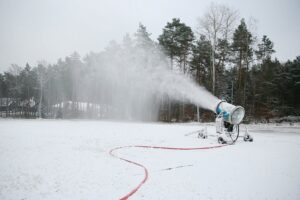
[198,3,239,95]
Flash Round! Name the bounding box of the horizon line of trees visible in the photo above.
[0,3,299,122]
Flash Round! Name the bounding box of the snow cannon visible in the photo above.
[198,100,253,144]
[214,100,252,144]
[215,100,245,125]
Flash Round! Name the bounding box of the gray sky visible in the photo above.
[0,0,299,72]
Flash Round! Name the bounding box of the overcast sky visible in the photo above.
[0,0,299,72]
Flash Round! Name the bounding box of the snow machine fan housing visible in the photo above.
[215,100,245,125]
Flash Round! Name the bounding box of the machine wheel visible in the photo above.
[243,134,253,142]
[227,125,240,144]
[198,132,207,139]
[218,137,227,144]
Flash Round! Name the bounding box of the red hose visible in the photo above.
[109,144,227,199]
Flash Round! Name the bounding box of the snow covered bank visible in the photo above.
[0,120,299,199]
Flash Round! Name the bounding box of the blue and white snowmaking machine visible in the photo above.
[199,100,253,144]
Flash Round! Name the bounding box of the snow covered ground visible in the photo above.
[0,120,299,200]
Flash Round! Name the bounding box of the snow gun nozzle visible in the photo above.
[215,100,245,125]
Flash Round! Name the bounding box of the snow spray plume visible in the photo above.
[84,38,219,121]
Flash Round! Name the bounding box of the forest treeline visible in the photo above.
[0,4,299,122]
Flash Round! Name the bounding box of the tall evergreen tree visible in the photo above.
[158,18,194,72]
[232,19,253,106]
[135,23,153,48]
[255,35,275,61]
[190,35,211,88]
[158,18,194,121]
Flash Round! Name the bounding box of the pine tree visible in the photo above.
[158,18,194,72]
[190,35,212,122]
[255,35,275,61]
[232,19,253,106]
[278,57,300,115]
[158,18,194,121]
[190,35,211,88]
[134,23,153,48]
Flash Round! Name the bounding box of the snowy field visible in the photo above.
[0,120,300,200]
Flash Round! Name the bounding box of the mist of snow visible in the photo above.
[84,38,219,121]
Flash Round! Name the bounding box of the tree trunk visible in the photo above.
[196,105,200,122]
[212,40,216,95]
[38,76,43,118]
